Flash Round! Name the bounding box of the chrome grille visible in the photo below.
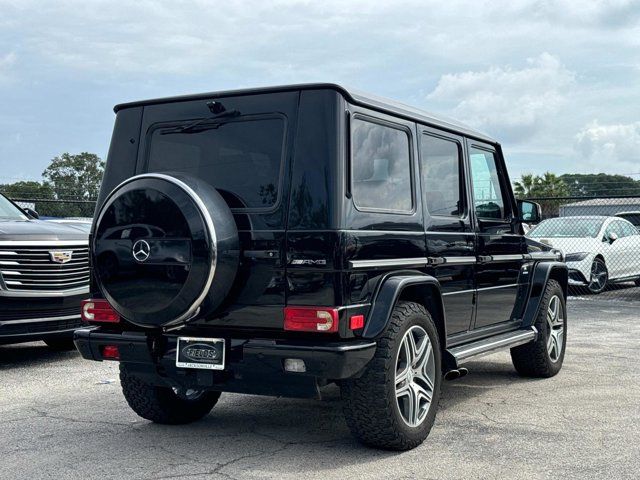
[0,244,89,292]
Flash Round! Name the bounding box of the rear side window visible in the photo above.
[147,116,285,209]
[351,117,412,213]
[420,134,464,217]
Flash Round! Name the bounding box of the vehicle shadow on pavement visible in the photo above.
[0,342,79,368]
[106,357,538,477]
[438,357,541,412]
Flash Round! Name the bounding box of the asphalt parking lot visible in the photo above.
[1,294,639,480]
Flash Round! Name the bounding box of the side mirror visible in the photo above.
[607,232,619,243]
[23,207,39,219]
[517,200,541,224]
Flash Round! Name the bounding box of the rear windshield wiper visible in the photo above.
[160,109,241,135]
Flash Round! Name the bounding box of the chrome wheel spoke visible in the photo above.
[396,364,410,389]
[413,337,431,371]
[394,325,436,428]
[546,295,564,363]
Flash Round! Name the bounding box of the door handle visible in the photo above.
[243,250,279,259]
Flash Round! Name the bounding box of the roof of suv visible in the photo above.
[113,83,496,144]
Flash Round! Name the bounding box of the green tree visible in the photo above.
[0,180,54,200]
[559,173,640,197]
[42,152,105,201]
[513,172,569,198]
[41,152,104,216]
[513,172,569,219]
[0,181,66,217]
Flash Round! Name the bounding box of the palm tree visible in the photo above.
[513,172,568,199]
[513,172,569,219]
[514,174,535,198]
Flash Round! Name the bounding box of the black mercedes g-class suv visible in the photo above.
[75,84,567,450]
[0,193,89,349]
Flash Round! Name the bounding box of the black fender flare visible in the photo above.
[522,261,568,328]
[361,273,445,340]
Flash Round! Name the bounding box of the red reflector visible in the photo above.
[284,307,339,333]
[101,345,120,360]
[350,314,365,330]
[81,299,120,323]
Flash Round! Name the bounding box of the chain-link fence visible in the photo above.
[9,197,96,218]
[526,195,640,299]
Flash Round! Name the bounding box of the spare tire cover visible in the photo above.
[93,173,239,328]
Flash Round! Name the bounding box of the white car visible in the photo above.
[526,216,640,294]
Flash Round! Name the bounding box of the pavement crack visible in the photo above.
[29,406,133,427]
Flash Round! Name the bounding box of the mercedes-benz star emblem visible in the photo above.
[132,239,151,262]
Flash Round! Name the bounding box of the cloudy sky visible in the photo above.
[1,0,639,184]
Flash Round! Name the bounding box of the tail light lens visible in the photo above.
[284,307,339,333]
[101,345,120,360]
[81,299,120,324]
[349,314,365,330]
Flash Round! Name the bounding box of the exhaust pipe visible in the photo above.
[444,367,469,381]
[444,369,460,381]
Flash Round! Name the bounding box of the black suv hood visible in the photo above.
[0,219,88,242]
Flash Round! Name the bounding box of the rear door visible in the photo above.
[419,128,475,335]
[138,91,300,328]
[468,142,525,329]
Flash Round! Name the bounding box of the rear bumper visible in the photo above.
[74,328,377,398]
[0,314,83,344]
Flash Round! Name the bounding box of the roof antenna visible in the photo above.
[206,100,226,114]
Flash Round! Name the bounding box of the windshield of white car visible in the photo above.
[527,217,605,238]
[0,194,28,220]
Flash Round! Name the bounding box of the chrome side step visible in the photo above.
[447,327,537,365]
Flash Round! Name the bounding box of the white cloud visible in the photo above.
[427,53,576,142]
[0,0,639,180]
[574,120,640,173]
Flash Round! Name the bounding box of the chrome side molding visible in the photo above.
[349,251,561,269]
[349,256,477,269]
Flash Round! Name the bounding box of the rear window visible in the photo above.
[147,115,285,209]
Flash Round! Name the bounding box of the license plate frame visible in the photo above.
[175,336,225,370]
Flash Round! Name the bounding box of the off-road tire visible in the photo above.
[44,337,76,351]
[511,280,566,378]
[120,364,220,424]
[341,301,441,450]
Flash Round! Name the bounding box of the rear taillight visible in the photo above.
[284,307,339,333]
[81,299,120,324]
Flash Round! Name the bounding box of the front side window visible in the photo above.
[351,118,412,212]
[605,220,632,239]
[617,220,637,237]
[421,134,464,217]
[469,147,506,220]
[147,116,285,209]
